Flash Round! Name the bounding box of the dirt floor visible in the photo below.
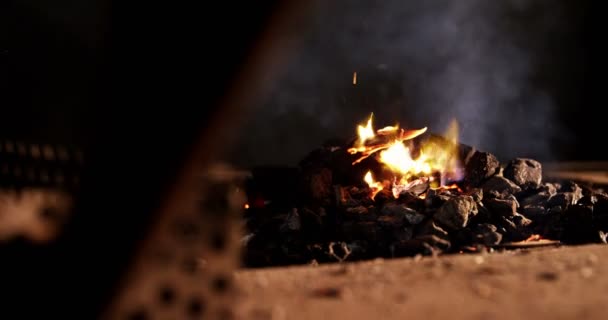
[234,244,608,320]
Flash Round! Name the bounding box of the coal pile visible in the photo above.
[242,138,608,268]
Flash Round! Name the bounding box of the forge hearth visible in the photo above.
[242,115,608,267]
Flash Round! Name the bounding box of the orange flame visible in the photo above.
[349,114,462,199]
[364,171,383,200]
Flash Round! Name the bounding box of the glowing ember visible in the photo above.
[353,71,357,85]
[363,171,384,200]
[349,113,463,199]
[244,203,250,209]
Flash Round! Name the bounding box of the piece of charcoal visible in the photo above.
[424,192,452,209]
[340,221,382,242]
[344,206,378,221]
[520,192,552,207]
[521,205,546,219]
[467,188,483,203]
[394,226,414,241]
[279,208,301,232]
[481,176,522,196]
[562,204,596,244]
[396,192,426,212]
[512,212,532,228]
[503,158,542,188]
[373,188,394,205]
[560,181,582,193]
[483,197,517,217]
[543,183,558,196]
[416,234,451,251]
[471,223,503,246]
[434,195,478,230]
[377,214,404,228]
[309,168,332,204]
[547,192,581,208]
[416,219,449,239]
[578,195,598,207]
[380,203,425,225]
[299,208,325,236]
[497,214,530,241]
[473,203,492,222]
[464,152,500,187]
[593,194,608,230]
[403,209,426,225]
[390,239,435,257]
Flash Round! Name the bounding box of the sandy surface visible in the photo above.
[235,244,608,320]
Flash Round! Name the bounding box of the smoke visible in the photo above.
[230,0,577,166]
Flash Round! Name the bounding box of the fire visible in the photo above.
[380,141,431,176]
[364,171,383,199]
[349,114,463,199]
[356,114,375,147]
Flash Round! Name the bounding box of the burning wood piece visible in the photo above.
[392,177,429,198]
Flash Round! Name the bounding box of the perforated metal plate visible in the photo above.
[104,164,248,320]
[0,140,83,243]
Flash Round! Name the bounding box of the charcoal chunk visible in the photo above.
[340,221,381,242]
[394,226,414,241]
[379,203,425,225]
[377,214,404,228]
[464,152,500,187]
[560,181,582,193]
[562,204,596,244]
[344,206,377,221]
[578,195,598,207]
[512,212,533,228]
[309,168,332,203]
[391,235,451,256]
[467,188,483,202]
[521,205,546,219]
[520,192,552,207]
[390,239,435,256]
[593,194,608,230]
[396,192,426,212]
[543,183,558,196]
[417,220,449,238]
[472,223,503,246]
[497,213,532,241]
[416,235,451,251]
[434,195,478,230]
[280,208,301,232]
[404,209,426,225]
[483,198,517,217]
[547,192,582,208]
[482,176,522,196]
[503,158,542,188]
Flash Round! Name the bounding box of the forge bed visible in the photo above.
[235,243,608,320]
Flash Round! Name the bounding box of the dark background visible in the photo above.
[3,0,607,165]
[1,0,607,317]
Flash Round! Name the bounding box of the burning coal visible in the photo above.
[242,113,608,268]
